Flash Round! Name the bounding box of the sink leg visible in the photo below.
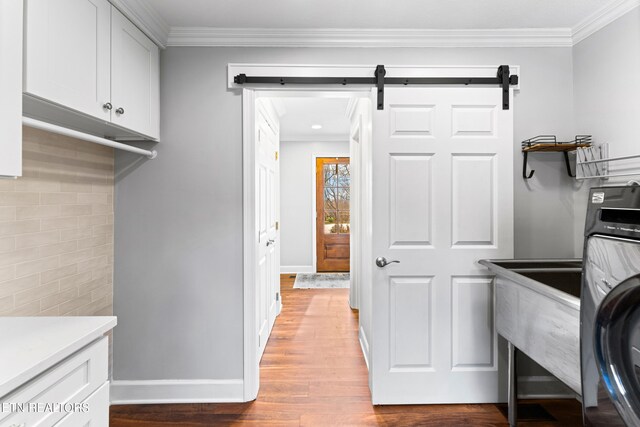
[508,342,518,427]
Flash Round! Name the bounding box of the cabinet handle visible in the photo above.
[115,107,125,115]
[103,102,112,110]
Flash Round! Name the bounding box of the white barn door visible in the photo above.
[370,87,513,404]
[256,101,280,360]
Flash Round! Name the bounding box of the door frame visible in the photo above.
[238,65,520,402]
[242,87,371,401]
[311,153,351,275]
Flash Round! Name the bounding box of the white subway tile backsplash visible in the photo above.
[0,274,40,299]
[15,256,59,278]
[0,127,113,317]
[40,192,78,205]
[14,281,59,307]
[41,264,78,284]
[0,237,16,254]
[16,205,60,220]
[60,204,92,217]
[0,265,15,282]
[15,230,60,249]
[0,192,40,206]
[60,271,93,290]
[0,220,40,237]
[39,241,78,257]
[0,206,16,221]
[41,216,78,231]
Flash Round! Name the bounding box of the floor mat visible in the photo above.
[293,273,350,289]
[495,403,556,422]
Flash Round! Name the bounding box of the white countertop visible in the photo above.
[0,316,116,398]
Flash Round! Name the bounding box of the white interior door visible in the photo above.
[256,101,280,360]
[370,87,514,404]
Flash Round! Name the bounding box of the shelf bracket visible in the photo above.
[522,151,535,179]
[563,151,576,178]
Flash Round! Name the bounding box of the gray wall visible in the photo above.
[280,140,350,271]
[572,8,640,254]
[114,46,577,382]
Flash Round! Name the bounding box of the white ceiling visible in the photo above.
[274,98,351,142]
[143,0,609,30]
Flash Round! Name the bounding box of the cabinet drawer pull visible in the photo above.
[115,107,125,115]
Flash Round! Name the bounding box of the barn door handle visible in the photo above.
[376,257,400,268]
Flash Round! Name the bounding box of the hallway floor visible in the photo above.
[110,274,582,426]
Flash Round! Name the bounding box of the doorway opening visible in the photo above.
[243,89,373,401]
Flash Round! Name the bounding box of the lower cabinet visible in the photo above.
[0,337,110,427]
[55,383,109,427]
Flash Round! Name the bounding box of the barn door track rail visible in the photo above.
[234,65,518,110]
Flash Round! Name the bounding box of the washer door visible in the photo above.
[595,275,640,426]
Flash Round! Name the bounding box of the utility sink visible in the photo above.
[485,259,582,299]
[479,259,582,396]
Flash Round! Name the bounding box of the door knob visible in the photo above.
[115,107,125,115]
[103,102,113,110]
[376,257,400,268]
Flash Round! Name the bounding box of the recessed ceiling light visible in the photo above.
[311,124,322,130]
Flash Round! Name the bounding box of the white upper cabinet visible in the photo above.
[0,0,23,177]
[111,7,160,140]
[24,0,111,121]
[23,0,160,140]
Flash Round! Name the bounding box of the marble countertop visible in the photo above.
[0,316,116,398]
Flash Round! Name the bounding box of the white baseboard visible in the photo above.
[358,326,370,370]
[517,375,576,399]
[110,379,244,404]
[280,265,313,274]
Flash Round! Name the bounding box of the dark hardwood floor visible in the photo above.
[110,274,583,426]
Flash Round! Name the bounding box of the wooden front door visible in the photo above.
[316,157,350,272]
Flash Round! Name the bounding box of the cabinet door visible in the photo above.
[111,7,160,140]
[24,0,111,121]
[0,0,23,177]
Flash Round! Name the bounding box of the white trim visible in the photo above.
[517,376,576,399]
[242,68,507,405]
[281,136,349,143]
[244,85,369,404]
[109,0,640,49]
[242,89,259,402]
[573,0,640,44]
[359,326,370,370]
[228,64,521,90]
[109,0,170,48]
[280,265,313,274]
[168,27,572,48]
[110,379,244,404]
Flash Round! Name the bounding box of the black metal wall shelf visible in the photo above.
[521,135,592,179]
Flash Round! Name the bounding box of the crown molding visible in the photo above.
[572,0,640,45]
[115,0,638,49]
[167,27,573,48]
[109,0,170,48]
